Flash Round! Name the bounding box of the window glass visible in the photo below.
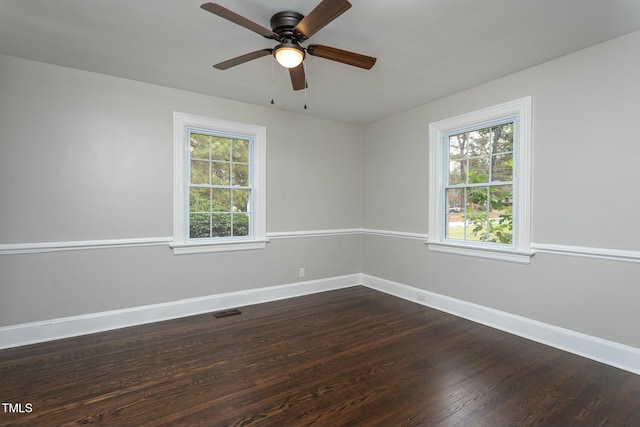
[445,122,514,245]
[188,131,252,240]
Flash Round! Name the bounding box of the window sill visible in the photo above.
[426,240,534,264]
[171,239,269,255]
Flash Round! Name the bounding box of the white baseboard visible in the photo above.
[361,274,640,375]
[3,272,639,376]
[0,274,360,350]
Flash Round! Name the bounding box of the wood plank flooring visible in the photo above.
[1,286,639,426]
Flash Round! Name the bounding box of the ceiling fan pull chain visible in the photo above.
[303,60,308,110]
[270,58,275,105]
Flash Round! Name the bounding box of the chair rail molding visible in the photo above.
[1,231,639,264]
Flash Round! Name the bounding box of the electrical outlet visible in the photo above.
[299,267,305,278]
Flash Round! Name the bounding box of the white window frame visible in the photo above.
[172,112,267,255]
[428,97,533,263]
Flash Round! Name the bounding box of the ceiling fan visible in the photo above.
[200,0,377,91]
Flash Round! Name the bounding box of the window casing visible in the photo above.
[428,97,532,263]
[172,112,267,254]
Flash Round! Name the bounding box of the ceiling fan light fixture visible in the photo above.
[274,43,305,68]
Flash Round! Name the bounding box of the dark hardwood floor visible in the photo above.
[1,286,639,426]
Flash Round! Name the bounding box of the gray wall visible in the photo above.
[0,54,363,325]
[2,29,639,350]
[362,30,640,348]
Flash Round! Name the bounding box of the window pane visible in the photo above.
[449,160,466,185]
[447,191,482,242]
[446,188,464,239]
[211,161,230,185]
[190,133,210,160]
[232,139,249,163]
[488,185,513,244]
[232,163,249,187]
[491,153,513,182]
[233,189,250,212]
[489,185,512,210]
[233,213,250,237]
[467,130,489,157]
[466,186,488,241]
[446,188,463,215]
[189,188,210,213]
[211,213,232,237]
[466,214,488,241]
[190,159,209,185]
[212,137,231,161]
[446,220,464,240]
[212,188,231,212]
[467,186,488,211]
[491,123,514,154]
[468,156,489,183]
[190,213,210,239]
[449,133,467,158]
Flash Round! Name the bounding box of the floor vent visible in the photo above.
[213,308,242,318]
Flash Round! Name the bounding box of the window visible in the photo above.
[445,121,514,244]
[172,112,267,254]
[428,97,532,263]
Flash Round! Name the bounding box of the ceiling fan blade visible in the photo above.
[293,0,352,39]
[201,3,277,39]
[307,44,376,69]
[289,64,307,90]
[213,49,273,70]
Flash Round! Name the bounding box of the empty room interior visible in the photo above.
[1,0,640,425]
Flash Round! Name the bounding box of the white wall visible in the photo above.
[0,54,363,326]
[362,30,640,348]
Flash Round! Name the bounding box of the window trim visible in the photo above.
[427,97,533,263]
[172,112,267,254]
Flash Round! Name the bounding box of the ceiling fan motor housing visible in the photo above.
[270,11,304,41]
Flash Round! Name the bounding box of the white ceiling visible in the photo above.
[2,0,640,124]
